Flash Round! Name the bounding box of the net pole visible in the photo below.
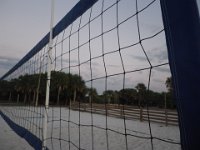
[160,0,200,149]
[42,0,55,149]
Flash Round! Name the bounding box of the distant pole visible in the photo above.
[42,0,55,149]
[164,93,168,126]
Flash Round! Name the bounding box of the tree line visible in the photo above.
[0,71,175,108]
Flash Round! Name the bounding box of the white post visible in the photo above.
[42,0,54,149]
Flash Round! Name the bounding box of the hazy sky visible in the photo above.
[0,0,79,76]
[1,0,199,94]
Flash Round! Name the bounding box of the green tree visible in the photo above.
[29,74,39,104]
[165,77,176,109]
[103,90,115,104]
[12,78,22,103]
[19,75,27,103]
[0,72,88,106]
[51,71,69,105]
[0,80,11,100]
[119,88,137,105]
[11,73,45,105]
[147,90,163,107]
[66,74,86,103]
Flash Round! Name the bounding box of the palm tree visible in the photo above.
[18,74,30,104]
[0,80,12,101]
[68,74,86,103]
[23,74,38,105]
[87,88,98,104]
[103,90,115,104]
[119,88,137,105]
[135,83,147,107]
[165,77,173,93]
[12,78,22,103]
[35,73,47,106]
[51,71,69,105]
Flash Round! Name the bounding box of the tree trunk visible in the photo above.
[35,73,41,107]
[73,89,77,103]
[9,92,12,101]
[28,90,31,102]
[23,94,27,104]
[65,98,71,106]
[57,86,61,105]
[17,94,20,103]
[35,90,39,107]
[32,90,36,105]
[65,98,68,106]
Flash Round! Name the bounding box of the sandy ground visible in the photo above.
[0,115,33,150]
[0,106,181,150]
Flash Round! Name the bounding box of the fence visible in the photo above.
[71,102,178,126]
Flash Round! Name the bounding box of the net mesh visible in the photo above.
[0,0,181,150]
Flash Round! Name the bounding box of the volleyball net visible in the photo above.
[0,0,182,149]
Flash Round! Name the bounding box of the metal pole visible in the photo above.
[164,93,168,126]
[43,0,54,149]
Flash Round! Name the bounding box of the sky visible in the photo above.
[0,0,79,76]
[1,0,199,94]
